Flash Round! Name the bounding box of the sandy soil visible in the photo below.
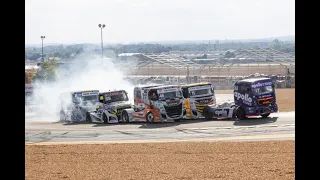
[216,88,295,112]
[26,140,294,180]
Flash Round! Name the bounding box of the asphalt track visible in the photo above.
[25,94,295,145]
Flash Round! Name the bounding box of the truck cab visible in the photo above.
[59,90,100,122]
[94,90,132,123]
[123,85,184,123]
[234,78,278,119]
[133,84,161,110]
[181,82,216,119]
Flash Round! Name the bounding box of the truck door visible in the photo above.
[134,88,144,108]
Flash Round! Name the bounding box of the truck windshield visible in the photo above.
[158,90,182,101]
[104,91,128,103]
[188,87,213,97]
[81,95,98,102]
[252,85,274,95]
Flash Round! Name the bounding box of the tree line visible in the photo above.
[25,39,294,61]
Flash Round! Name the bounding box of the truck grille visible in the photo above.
[195,99,215,115]
[257,97,273,106]
[116,106,132,114]
[164,104,182,118]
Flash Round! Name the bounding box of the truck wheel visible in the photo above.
[146,112,154,123]
[261,113,270,118]
[203,106,213,120]
[102,113,108,124]
[86,112,92,123]
[236,107,246,120]
[122,111,130,123]
[174,119,181,122]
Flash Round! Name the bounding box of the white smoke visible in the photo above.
[29,54,135,122]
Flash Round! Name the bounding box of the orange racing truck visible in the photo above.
[121,85,185,123]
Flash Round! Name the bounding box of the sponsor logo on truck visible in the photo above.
[157,88,179,93]
[251,81,273,88]
[214,109,228,116]
[234,92,252,106]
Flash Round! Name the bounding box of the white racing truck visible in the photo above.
[59,90,100,123]
[88,90,132,124]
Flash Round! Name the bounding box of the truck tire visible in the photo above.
[121,110,130,123]
[203,106,213,120]
[86,112,92,123]
[146,112,155,123]
[261,113,270,118]
[102,113,108,124]
[236,107,246,120]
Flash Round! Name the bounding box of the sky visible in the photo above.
[25,0,295,44]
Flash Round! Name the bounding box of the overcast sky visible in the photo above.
[25,0,295,44]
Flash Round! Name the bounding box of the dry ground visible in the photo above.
[26,140,294,180]
[216,88,295,112]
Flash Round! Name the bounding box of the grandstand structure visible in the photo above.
[117,48,295,78]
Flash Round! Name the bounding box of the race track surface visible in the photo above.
[25,94,295,144]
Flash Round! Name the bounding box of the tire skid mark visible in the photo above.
[26,131,72,143]
[114,130,151,138]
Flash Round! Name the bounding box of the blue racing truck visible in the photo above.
[203,77,278,120]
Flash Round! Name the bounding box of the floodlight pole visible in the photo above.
[98,24,106,63]
[40,36,45,62]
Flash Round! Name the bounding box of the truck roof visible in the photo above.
[236,78,271,84]
[100,90,125,94]
[61,90,99,95]
[135,84,162,89]
[180,82,211,88]
[149,85,180,89]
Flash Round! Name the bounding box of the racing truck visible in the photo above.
[203,77,278,120]
[59,90,100,123]
[88,90,132,124]
[181,82,216,119]
[120,85,185,123]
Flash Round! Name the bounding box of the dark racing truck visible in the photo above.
[233,77,278,119]
[203,77,278,120]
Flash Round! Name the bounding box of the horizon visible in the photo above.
[25,35,295,47]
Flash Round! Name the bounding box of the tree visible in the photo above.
[270,39,283,49]
[34,58,58,82]
[224,51,235,58]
